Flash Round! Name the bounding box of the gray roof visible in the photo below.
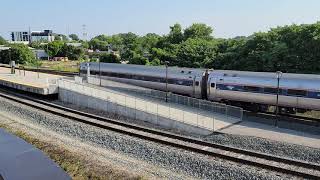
[0,128,70,180]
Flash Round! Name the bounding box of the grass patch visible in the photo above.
[0,123,144,180]
[21,60,80,73]
[298,110,320,119]
[41,61,80,72]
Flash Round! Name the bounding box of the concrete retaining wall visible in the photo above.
[58,80,213,135]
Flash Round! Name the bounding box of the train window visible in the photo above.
[211,83,215,88]
[216,84,224,90]
[287,89,307,97]
[195,81,200,86]
[244,86,260,92]
[264,87,277,94]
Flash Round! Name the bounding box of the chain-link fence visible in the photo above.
[87,76,243,121]
[59,79,219,131]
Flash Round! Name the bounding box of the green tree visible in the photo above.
[46,41,64,57]
[129,53,149,65]
[0,35,7,45]
[81,40,90,49]
[69,34,80,41]
[88,38,108,50]
[147,58,161,66]
[54,34,69,41]
[184,23,213,40]
[59,44,85,60]
[30,41,45,49]
[167,23,184,44]
[99,53,121,63]
[177,38,218,68]
[107,35,123,51]
[0,44,36,65]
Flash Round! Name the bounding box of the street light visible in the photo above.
[275,71,282,127]
[165,61,169,102]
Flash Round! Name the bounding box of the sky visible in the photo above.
[1,0,320,40]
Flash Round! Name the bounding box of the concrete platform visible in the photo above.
[0,67,60,95]
[59,77,242,135]
[219,121,320,149]
[0,128,70,180]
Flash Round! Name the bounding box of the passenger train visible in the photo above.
[80,62,320,113]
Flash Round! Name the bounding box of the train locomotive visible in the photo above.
[80,62,320,113]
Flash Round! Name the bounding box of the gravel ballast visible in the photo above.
[55,100,320,165]
[0,96,299,179]
[203,132,320,164]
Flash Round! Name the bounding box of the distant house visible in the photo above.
[66,42,82,47]
[33,49,49,60]
[52,57,68,61]
[0,45,10,51]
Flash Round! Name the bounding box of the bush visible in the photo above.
[99,53,121,63]
[0,44,36,65]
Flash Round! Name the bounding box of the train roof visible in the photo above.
[82,62,320,80]
[211,70,320,80]
[84,62,206,78]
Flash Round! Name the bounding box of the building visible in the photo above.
[11,31,30,43]
[0,45,10,51]
[33,49,49,60]
[10,30,55,43]
[66,42,82,47]
[31,30,55,42]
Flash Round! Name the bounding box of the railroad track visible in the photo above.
[245,110,320,126]
[0,89,319,179]
[2,64,319,125]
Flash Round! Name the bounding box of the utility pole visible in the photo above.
[47,43,49,61]
[99,59,101,86]
[82,24,87,40]
[275,71,282,127]
[165,61,169,102]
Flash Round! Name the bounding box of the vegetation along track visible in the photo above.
[0,64,77,77]
[0,89,319,179]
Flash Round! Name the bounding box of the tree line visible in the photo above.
[1,22,320,73]
[87,22,320,74]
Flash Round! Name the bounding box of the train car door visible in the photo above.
[207,76,218,98]
[194,76,202,98]
[208,73,224,100]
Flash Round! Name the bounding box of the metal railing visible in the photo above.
[87,76,243,121]
[59,79,219,131]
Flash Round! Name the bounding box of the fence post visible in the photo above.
[213,117,215,132]
[125,95,127,120]
[169,101,171,120]
[197,101,200,127]
[156,103,159,125]
[226,105,229,121]
[134,98,137,120]
[182,109,185,123]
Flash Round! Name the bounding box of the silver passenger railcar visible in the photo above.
[207,70,320,111]
[80,62,205,98]
[80,62,320,112]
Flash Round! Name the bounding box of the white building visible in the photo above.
[10,30,55,43]
[11,31,30,44]
[31,30,55,42]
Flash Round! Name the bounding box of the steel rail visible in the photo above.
[0,90,319,179]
